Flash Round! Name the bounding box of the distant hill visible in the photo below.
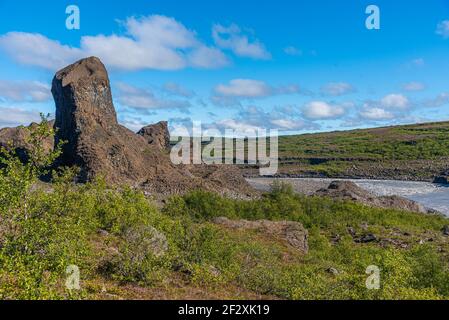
[244,121,449,181]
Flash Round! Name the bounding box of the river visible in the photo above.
[246,178,449,216]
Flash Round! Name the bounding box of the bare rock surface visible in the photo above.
[434,176,449,185]
[213,217,309,253]
[137,121,170,150]
[51,56,253,196]
[316,181,429,214]
[0,121,54,162]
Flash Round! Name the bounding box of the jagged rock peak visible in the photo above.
[52,56,117,129]
[137,121,170,150]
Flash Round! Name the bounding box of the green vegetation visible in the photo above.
[1,121,449,300]
[274,121,449,178]
[279,122,449,161]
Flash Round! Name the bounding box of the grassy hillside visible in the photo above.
[2,121,449,300]
[246,121,449,180]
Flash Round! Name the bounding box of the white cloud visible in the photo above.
[116,83,190,111]
[411,58,425,67]
[381,94,410,110]
[402,82,425,92]
[277,84,302,95]
[163,82,194,98]
[0,107,42,128]
[214,79,273,98]
[436,20,449,39]
[118,115,150,132]
[0,15,229,71]
[422,92,449,108]
[215,119,263,133]
[321,82,355,96]
[0,80,51,102]
[302,101,345,120]
[0,32,83,70]
[212,105,311,133]
[187,45,230,68]
[284,46,302,56]
[212,23,271,60]
[270,118,305,130]
[212,79,300,106]
[360,107,394,120]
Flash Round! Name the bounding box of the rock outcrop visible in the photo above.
[213,217,309,253]
[137,121,170,150]
[434,176,448,185]
[0,121,54,162]
[316,181,430,214]
[52,57,157,182]
[51,57,253,196]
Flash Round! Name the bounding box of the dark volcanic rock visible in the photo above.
[317,181,430,214]
[356,233,377,243]
[0,121,54,162]
[137,121,170,150]
[434,176,448,185]
[51,56,254,197]
[52,57,156,182]
[442,225,449,236]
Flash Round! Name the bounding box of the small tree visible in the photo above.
[0,114,64,217]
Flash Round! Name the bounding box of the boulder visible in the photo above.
[442,225,449,236]
[213,217,308,253]
[434,176,448,185]
[356,233,377,243]
[137,121,170,150]
[316,180,430,214]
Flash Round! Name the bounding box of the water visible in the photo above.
[248,178,449,216]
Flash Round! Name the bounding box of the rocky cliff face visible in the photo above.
[0,121,54,162]
[52,57,155,182]
[51,57,254,197]
[137,121,170,150]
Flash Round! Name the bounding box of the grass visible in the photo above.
[1,119,449,300]
[242,121,449,178]
[279,121,449,161]
[174,121,449,179]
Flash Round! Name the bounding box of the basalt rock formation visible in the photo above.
[137,121,170,150]
[52,57,156,183]
[51,57,253,197]
[0,121,55,162]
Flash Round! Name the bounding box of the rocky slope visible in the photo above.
[315,181,431,214]
[0,121,54,162]
[137,121,170,151]
[0,57,251,198]
[52,57,255,196]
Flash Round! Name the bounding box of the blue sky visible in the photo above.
[0,0,448,134]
